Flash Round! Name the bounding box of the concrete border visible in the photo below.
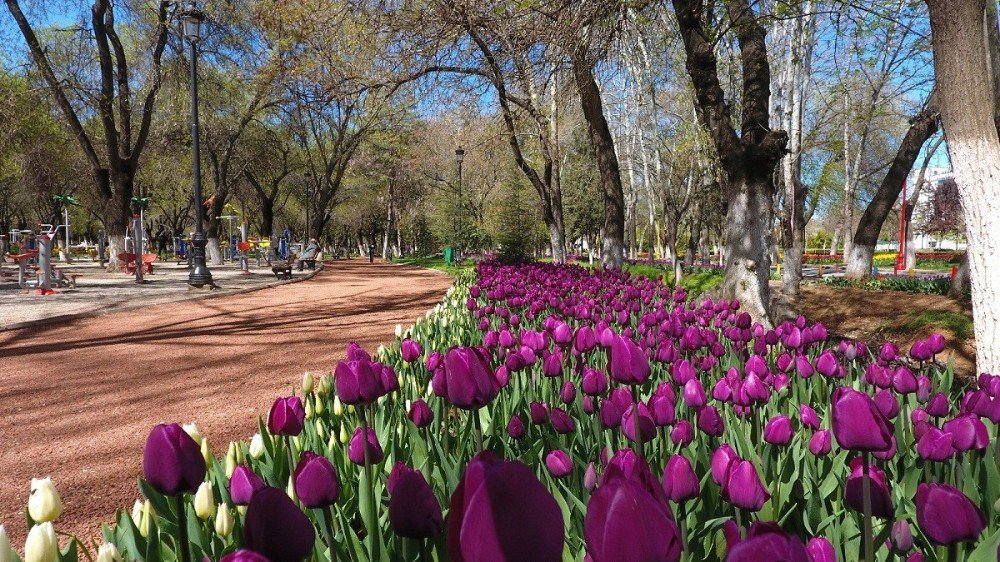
[2,262,326,332]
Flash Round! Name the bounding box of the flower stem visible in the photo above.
[360,405,379,561]
[473,408,484,452]
[633,396,643,458]
[322,505,338,562]
[862,452,874,562]
[175,495,191,562]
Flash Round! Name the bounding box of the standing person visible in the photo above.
[155,226,168,257]
[368,242,375,263]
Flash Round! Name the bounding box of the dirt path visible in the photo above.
[0,260,451,546]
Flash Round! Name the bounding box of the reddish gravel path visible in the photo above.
[0,261,451,545]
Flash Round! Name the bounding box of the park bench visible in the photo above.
[271,253,297,280]
[301,252,322,270]
[118,252,157,274]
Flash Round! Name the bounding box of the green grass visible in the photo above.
[899,309,974,340]
[393,256,475,277]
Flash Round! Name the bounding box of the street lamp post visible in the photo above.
[182,1,213,288]
[455,146,465,262]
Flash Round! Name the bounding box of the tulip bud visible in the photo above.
[195,482,217,520]
[333,396,344,416]
[139,500,155,537]
[27,477,62,523]
[248,433,265,459]
[225,444,237,479]
[24,522,58,562]
[583,462,598,491]
[130,500,143,528]
[182,423,202,444]
[302,372,315,395]
[339,423,350,444]
[305,399,315,420]
[215,504,234,536]
[200,438,213,468]
[96,542,123,562]
[0,526,10,562]
[890,520,914,553]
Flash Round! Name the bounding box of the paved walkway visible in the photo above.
[0,261,452,544]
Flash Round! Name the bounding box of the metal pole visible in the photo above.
[64,207,71,263]
[457,159,463,262]
[187,34,213,287]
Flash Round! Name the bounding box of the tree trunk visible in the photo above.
[106,235,126,273]
[928,0,1000,374]
[572,55,625,269]
[845,109,938,278]
[723,177,777,324]
[261,202,275,238]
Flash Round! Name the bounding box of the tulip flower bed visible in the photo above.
[6,262,999,562]
[819,275,953,295]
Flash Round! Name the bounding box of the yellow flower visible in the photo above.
[194,482,216,520]
[24,522,57,562]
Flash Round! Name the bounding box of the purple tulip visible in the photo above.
[800,405,820,430]
[508,415,525,439]
[545,449,573,478]
[442,346,501,409]
[426,351,443,372]
[334,360,381,405]
[388,464,443,539]
[670,420,694,447]
[809,430,832,457]
[244,487,315,562]
[697,405,725,437]
[916,483,986,545]
[142,423,207,496]
[408,399,434,428]
[682,379,707,410]
[581,368,609,395]
[726,522,808,561]
[843,457,893,518]
[909,340,933,362]
[584,462,598,490]
[530,401,549,424]
[874,389,900,419]
[796,354,814,378]
[608,334,651,385]
[927,333,946,354]
[662,455,699,503]
[763,415,793,446]
[448,451,564,561]
[621,403,656,443]
[831,387,894,452]
[815,351,840,377]
[401,339,423,362]
[585,462,682,562]
[560,381,577,404]
[268,396,306,436]
[879,342,898,362]
[890,520,914,554]
[575,326,598,353]
[711,444,739,485]
[916,427,955,461]
[348,427,384,465]
[942,413,989,452]
[893,367,918,394]
[805,536,836,562]
[722,459,770,512]
[542,349,564,377]
[550,407,576,434]
[230,464,267,505]
[293,451,340,508]
[926,392,950,417]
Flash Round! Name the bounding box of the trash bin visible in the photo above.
[444,246,453,263]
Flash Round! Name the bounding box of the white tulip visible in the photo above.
[248,433,265,459]
[395,323,403,337]
[194,482,216,520]
[302,372,314,395]
[333,397,344,416]
[95,542,123,562]
[138,500,155,538]
[24,522,57,562]
[130,500,143,528]
[200,438,213,468]
[182,423,202,444]
[0,525,11,562]
[27,478,62,523]
[214,505,234,537]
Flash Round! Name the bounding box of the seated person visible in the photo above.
[296,238,319,270]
